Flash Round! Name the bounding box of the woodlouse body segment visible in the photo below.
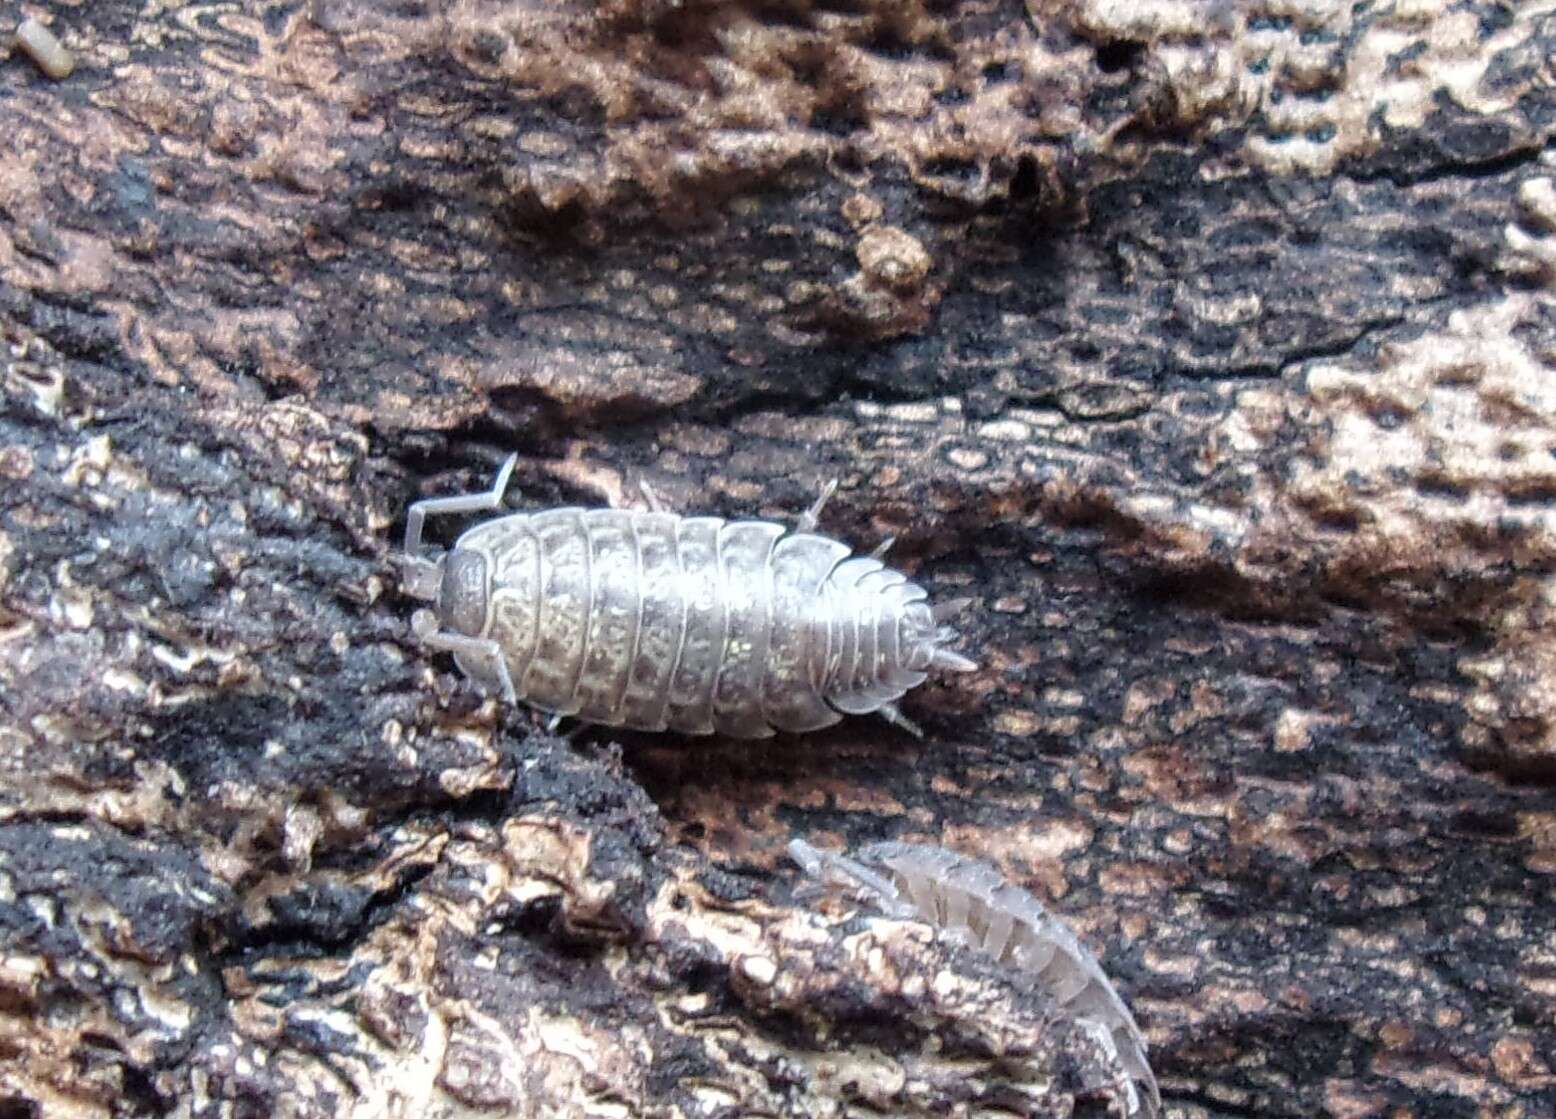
[400,456,976,736]
[790,838,1161,1118]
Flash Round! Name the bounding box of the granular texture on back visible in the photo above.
[400,458,976,737]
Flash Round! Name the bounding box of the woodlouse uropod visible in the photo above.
[790,838,1160,1118]
[399,455,977,737]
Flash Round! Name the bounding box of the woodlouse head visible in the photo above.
[436,548,490,637]
[786,839,916,918]
[399,545,489,641]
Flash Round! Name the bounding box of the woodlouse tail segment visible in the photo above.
[931,644,978,673]
[920,622,977,675]
[923,598,977,674]
[899,599,976,676]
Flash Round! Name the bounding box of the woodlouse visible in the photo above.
[14,18,73,80]
[399,455,976,737]
[789,838,1160,1118]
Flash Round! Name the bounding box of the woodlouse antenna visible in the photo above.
[786,839,915,917]
[404,454,519,554]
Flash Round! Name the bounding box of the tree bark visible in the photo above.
[3,1,1555,1116]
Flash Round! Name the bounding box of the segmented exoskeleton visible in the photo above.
[399,456,976,737]
[790,838,1160,1118]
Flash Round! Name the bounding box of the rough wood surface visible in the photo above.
[3,1,1555,1116]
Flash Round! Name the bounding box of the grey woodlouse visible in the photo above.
[399,455,977,737]
[790,838,1160,1118]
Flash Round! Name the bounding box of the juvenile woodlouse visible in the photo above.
[790,838,1160,1118]
[399,455,976,737]
[14,18,74,80]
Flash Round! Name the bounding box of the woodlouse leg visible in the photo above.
[638,479,668,513]
[868,536,895,560]
[410,609,517,703]
[532,710,592,741]
[875,701,924,739]
[404,454,519,554]
[1075,1018,1142,1118]
[795,479,838,533]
